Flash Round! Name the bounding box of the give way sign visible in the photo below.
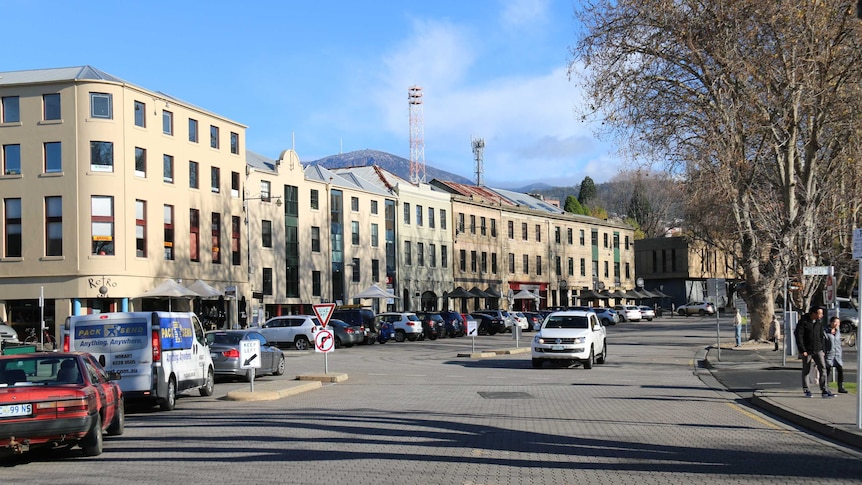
[313,303,336,327]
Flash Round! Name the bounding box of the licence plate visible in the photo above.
[551,345,565,351]
[210,352,220,359]
[0,403,32,418]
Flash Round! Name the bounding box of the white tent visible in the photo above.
[512,289,540,300]
[186,279,222,298]
[351,283,399,299]
[137,279,200,311]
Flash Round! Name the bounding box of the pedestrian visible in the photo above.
[770,314,782,351]
[824,316,847,394]
[733,309,743,347]
[794,306,834,398]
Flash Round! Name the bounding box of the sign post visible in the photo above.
[852,228,862,430]
[467,318,478,354]
[312,303,336,373]
[239,337,261,392]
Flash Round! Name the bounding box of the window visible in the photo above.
[263,268,273,295]
[231,171,240,198]
[523,254,530,274]
[46,196,63,256]
[44,142,62,173]
[508,221,514,239]
[312,271,321,296]
[625,262,631,279]
[163,155,174,183]
[134,101,145,127]
[580,229,585,245]
[89,141,113,172]
[536,255,543,275]
[428,207,435,228]
[90,93,112,119]
[556,256,562,275]
[162,110,173,135]
[536,224,542,242]
[4,198,22,257]
[189,161,198,188]
[555,226,561,244]
[310,189,319,210]
[491,253,498,273]
[259,180,271,202]
[128,147,145,178]
[480,252,487,273]
[189,118,198,143]
[417,242,425,266]
[1,96,20,123]
[371,200,378,215]
[404,241,412,265]
[211,167,220,193]
[351,221,360,245]
[311,226,321,252]
[416,205,423,226]
[604,260,609,278]
[3,144,21,175]
[480,217,486,236]
[232,216,241,265]
[470,215,476,234]
[371,223,379,247]
[91,196,114,255]
[603,233,609,248]
[568,257,574,276]
[581,258,586,276]
[441,245,448,268]
[44,94,61,121]
[211,212,221,263]
[352,258,361,283]
[190,209,200,262]
[210,125,219,148]
[372,259,380,282]
[403,202,411,224]
[508,253,515,273]
[135,200,146,258]
[567,228,573,245]
[625,235,630,250]
[164,205,174,260]
[613,232,619,249]
[459,249,466,272]
[440,209,447,230]
[262,220,273,247]
[522,223,528,240]
[491,219,497,237]
[351,197,359,212]
[230,132,239,154]
[429,243,436,267]
[591,229,598,247]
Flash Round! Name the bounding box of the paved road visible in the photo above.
[4,317,862,484]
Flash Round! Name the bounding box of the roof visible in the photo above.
[430,180,514,206]
[492,187,566,215]
[246,150,278,173]
[0,65,128,86]
[303,164,391,197]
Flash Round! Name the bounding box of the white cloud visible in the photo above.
[498,0,551,30]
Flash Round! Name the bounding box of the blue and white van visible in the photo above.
[64,311,214,410]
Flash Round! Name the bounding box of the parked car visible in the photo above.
[437,310,466,337]
[833,297,858,334]
[513,312,530,332]
[593,308,619,326]
[677,301,716,316]
[332,307,377,344]
[0,323,20,345]
[414,312,442,340]
[206,330,286,381]
[374,313,423,342]
[613,304,643,322]
[531,310,607,369]
[0,352,124,457]
[522,311,544,331]
[470,313,507,335]
[474,309,521,332]
[257,315,321,350]
[638,306,656,321]
[327,319,366,348]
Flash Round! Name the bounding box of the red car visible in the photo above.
[0,352,124,457]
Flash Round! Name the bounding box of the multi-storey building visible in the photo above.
[0,66,248,333]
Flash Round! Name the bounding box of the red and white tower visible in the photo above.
[408,86,426,184]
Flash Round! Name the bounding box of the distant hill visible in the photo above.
[305,149,474,185]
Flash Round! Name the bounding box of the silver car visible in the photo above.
[205,330,286,382]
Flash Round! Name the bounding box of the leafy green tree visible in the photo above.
[564,195,584,214]
[577,176,597,205]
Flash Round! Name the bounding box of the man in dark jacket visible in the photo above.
[794,306,834,398]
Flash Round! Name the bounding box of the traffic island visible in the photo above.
[457,347,530,358]
[225,380,322,401]
[296,373,349,383]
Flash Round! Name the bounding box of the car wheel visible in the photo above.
[81,413,103,456]
[698,309,706,316]
[199,367,214,396]
[106,397,125,436]
[429,333,437,340]
[294,336,310,350]
[839,321,853,334]
[602,318,611,326]
[532,358,543,368]
[395,330,406,342]
[583,348,594,369]
[334,336,342,348]
[160,377,177,411]
[596,342,606,364]
[678,309,686,316]
[274,354,286,376]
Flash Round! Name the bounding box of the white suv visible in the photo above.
[258,315,321,350]
[374,312,424,342]
[532,310,607,369]
[613,305,643,322]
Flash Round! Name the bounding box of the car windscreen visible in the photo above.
[543,316,589,329]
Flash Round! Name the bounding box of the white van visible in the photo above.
[64,311,214,411]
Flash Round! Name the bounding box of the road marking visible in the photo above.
[727,402,786,431]
[755,382,782,386]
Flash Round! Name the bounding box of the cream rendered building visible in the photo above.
[0,66,250,335]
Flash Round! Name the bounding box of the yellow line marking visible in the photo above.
[727,402,787,431]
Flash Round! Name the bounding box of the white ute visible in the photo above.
[531,310,607,369]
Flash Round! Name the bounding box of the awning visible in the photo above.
[352,283,399,299]
[512,289,540,300]
[138,279,200,298]
[484,287,502,299]
[446,287,476,298]
[579,289,606,300]
[186,279,222,298]
[469,286,492,298]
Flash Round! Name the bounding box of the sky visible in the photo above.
[2,0,622,188]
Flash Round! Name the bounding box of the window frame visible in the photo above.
[43,93,61,121]
[90,93,112,119]
[89,141,113,173]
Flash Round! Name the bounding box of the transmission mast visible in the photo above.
[408,86,426,184]
[472,136,485,187]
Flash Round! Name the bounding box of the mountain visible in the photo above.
[304,149,474,185]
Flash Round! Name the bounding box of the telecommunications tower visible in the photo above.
[471,136,485,187]
[408,86,426,184]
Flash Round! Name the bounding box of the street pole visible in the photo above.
[715,279,721,361]
[857,257,861,430]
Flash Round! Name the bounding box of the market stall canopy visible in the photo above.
[609,290,629,299]
[138,279,200,298]
[650,289,671,298]
[187,279,222,298]
[512,289,540,300]
[623,289,644,299]
[579,289,606,300]
[484,287,502,299]
[447,287,476,298]
[352,283,399,299]
[637,289,657,298]
[469,287,492,298]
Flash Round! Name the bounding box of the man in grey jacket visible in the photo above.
[794,306,834,398]
[824,316,847,393]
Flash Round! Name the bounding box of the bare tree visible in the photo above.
[570,0,862,338]
[600,170,682,238]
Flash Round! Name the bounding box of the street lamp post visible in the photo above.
[559,279,568,308]
[243,193,282,327]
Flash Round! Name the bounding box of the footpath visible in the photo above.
[702,341,862,450]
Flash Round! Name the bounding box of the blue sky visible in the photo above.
[3,0,620,187]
